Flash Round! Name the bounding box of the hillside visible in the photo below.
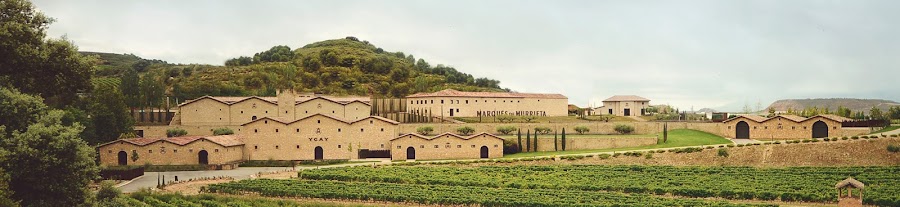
[767,98,899,114]
[87,37,507,101]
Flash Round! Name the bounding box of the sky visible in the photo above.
[32,0,900,111]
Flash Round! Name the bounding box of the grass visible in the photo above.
[453,115,635,123]
[498,134,652,139]
[870,125,900,134]
[502,129,732,158]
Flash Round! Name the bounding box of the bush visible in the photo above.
[644,153,653,159]
[520,115,538,123]
[774,141,781,144]
[574,126,590,134]
[705,146,714,149]
[727,144,735,148]
[851,136,859,139]
[736,144,744,147]
[416,126,434,135]
[614,124,634,134]
[888,144,900,153]
[717,148,729,157]
[598,154,611,159]
[96,180,121,201]
[166,128,188,137]
[496,115,516,123]
[496,126,516,135]
[534,127,552,135]
[612,153,622,157]
[212,127,234,135]
[891,134,898,138]
[456,126,475,135]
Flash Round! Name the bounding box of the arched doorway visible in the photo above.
[406,147,416,160]
[314,146,324,160]
[117,151,128,166]
[812,121,828,138]
[736,121,750,139]
[198,150,208,165]
[480,146,489,159]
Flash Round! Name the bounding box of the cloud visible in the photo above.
[32,0,900,111]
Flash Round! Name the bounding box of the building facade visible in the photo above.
[177,90,370,126]
[405,89,568,118]
[722,114,849,139]
[97,135,244,167]
[390,133,504,160]
[595,95,650,117]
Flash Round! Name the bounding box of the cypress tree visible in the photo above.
[663,122,669,143]
[526,130,531,152]
[561,128,567,151]
[554,130,558,151]
[533,131,539,152]
[517,129,522,153]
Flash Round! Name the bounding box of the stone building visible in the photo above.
[722,114,850,139]
[390,132,504,160]
[239,114,400,160]
[594,95,650,117]
[177,90,370,126]
[97,135,244,167]
[405,89,568,118]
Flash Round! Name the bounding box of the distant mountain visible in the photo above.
[767,98,899,114]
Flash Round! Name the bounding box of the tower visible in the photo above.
[277,89,296,121]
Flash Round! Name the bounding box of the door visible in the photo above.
[480,146,489,159]
[812,121,828,138]
[449,108,454,117]
[198,150,209,165]
[735,121,750,139]
[117,151,128,166]
[623,108,631,116]
[314,146,324,160]
[406,147,416,160]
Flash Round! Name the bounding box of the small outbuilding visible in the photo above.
[97,135,244,167]
[835,177,864,207]
[390,132,504,160]
[722,114,849,139]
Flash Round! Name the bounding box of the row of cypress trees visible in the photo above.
[516,128,566,153]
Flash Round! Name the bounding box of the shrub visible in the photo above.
[520,115,537,123]
[644,153,653,159]
[717,148,729,157]
[612,152,622,157]
[598,154,611,159]
[888,144,900,153]
[774,141,781,144]
[417,126,434,135]
[891,134,898,138]
[456,126,475,135]
[753,143,761,145]
[614,124,634,134]
[736,144,744,147]
[842,137,849,140]
[96,180,121,201]
[656,150,665,153]
[496,126,516,135]
[705,146,714,149]
[823,138,830,142]
[212,127,234,135]
[534,127,552,135]
[727,144,735,148]
[166,128,188,137]
[851,136,859,140]
[801,140,811,143]
[496,115,516,123]
[574,126,590,134]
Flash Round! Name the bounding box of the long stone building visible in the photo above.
[99,90,504,168]
[405,89,568,118]
[722,114,851,139]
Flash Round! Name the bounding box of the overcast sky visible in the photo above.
[32,0,900,111]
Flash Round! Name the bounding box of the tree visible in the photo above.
[212,128,234,135]
[521,115,537,123]
[0,0,94,107]
[95,180,121,201]
[496,126,516,135]
[574,126,589,135]
[120,68,141,109]
[456,126,474,135]
[0,168,18,207]
[836,106,852,118]
[525,130,531,152]
[517,129,522,153]
[87,84,134,145]
[0,87,47,136]
[130,151,139,163]
[533,130,538,152]
[534,127,551,135]
[1,110,98,207]
[614,124,635,134]
[870,107,884,120]
[416,126,433,136]
[554,130,558,151]
[889,106,900,120]
[561,128,567,151]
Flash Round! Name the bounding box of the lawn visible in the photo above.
[453,115,635,123]
[870,125,900,134]
[502,129,732,158]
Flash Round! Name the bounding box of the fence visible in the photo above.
[99,166,144,180]
[358,149,392,159]
[841,119,889,128]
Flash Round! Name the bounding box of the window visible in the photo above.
[792,126,796,130]
[254,146,258,150]
[296,145,300,149]
[149,150,153,153]
[275,146,279,149]
[240,111,243,113]
[434,145,439,148]
[370,120,373,124]
[332,111,335,113]
[317,120,320,123]
[296,128,300,132]
[275,129,279,133]
[380,144,384,148]
[254,129,258,133]
[471,145,476,148]
[456,109,459,112]
[265,111,268,113]
[265,120,268,124]
[753,126,757,129]
[494,145,498,147]
[381,128,384,132]
[215,149,219,152]
[457,145,462,148]
[338,128,342,132]
[764,126,768,129]
[441,100,444,104]
[338,145,342,148]
[397,146,402,149]
[360,128,364,132]
[108,150,112,153]
[420,145,424,148]
[466,100,469,104]
[173,149,177,153]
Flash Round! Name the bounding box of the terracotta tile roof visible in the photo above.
[835,177,865,189]
[178,95,370,107]
[390,132,503,141]
[406,89,566,99]
[240,114,400,126]
[724,114,852,124]
[777,115,806,122]
[98,135,244,148]
[722,114,768,123]
[602,95,650,102]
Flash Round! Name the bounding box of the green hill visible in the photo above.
[88,37,507,101]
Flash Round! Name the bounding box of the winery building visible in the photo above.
[405,89,568,117]
[594,95,650,117]
[722,114,850,139]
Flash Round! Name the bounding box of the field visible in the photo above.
[498,133,652,139]
[206,165,900,206]
[503,129,732,157]
[105,192,387,207]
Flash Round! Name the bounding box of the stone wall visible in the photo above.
[524,137,657,152]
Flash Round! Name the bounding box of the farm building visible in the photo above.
[390,132,504,160]
[721,114,851,139]
[593,95,651,117]
[405,89,568,117]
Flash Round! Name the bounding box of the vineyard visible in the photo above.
[206,165,900,206]
[91,77,121,89]
[207,179,772,207]
[107,192,351,207]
